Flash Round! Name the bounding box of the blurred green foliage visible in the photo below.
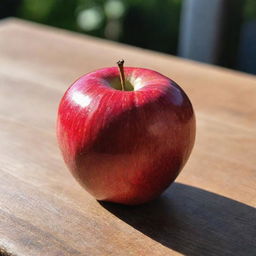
[121,0,181,53]
[16,0,182,54]
[2,0,256,56]
[244,0,256,21]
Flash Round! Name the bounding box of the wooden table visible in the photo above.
[0,18,255,256]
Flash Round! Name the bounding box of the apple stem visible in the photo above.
[117,60,126,91]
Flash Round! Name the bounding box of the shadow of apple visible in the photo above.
[99,183,256,256]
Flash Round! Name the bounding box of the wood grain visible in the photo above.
[0,18,255,256]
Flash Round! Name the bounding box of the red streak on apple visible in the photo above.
[57,66,196,205]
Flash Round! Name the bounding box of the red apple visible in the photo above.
[57,62,196,205]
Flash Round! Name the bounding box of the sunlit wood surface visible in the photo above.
[0,18,255,256]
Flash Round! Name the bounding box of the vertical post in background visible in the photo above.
[178,0,225,64]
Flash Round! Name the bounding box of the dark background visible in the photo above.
[1,0,256,74]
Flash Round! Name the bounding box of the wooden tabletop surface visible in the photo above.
[0,18,255,256]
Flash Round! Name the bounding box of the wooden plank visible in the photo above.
[0,18,255,256]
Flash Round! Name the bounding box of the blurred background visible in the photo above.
[1,0,256,74]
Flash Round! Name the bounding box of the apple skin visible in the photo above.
[57,67,196,205]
